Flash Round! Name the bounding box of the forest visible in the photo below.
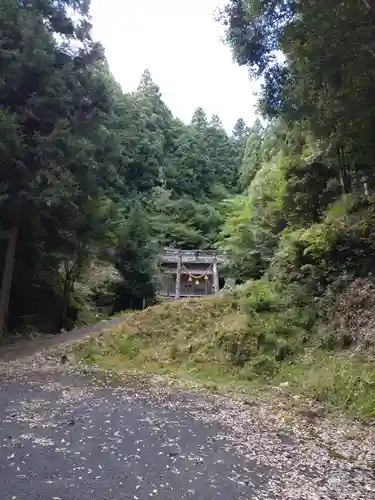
[2,0,375,362]
[0,0,248,334]
[218,0,375,301]
[213,0,375,391]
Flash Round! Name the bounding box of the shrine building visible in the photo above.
[158,248,226,299]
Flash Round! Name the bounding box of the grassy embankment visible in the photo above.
[71,287,375,421]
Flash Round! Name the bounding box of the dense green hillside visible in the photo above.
[0,0,248,334]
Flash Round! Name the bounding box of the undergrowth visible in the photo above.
[72,282,375,421]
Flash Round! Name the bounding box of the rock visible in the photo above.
[60,354,68,364]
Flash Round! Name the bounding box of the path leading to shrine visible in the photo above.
[0,315,128,362]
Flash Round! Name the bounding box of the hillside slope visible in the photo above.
[72,295,247,386]
[71,292,375,421]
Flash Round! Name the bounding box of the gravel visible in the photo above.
[0,350,374,500]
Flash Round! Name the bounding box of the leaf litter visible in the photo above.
[0,347,374,500]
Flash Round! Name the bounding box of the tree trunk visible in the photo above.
[0,227,18,336]
[336,144,350,196]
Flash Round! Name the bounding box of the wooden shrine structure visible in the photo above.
[158,248,226,299]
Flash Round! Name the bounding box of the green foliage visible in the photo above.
[239,118,264,189]
[0,1,250,333]
[214,1,375,417]
[0,0,118,331]
[73,289,375,419]
[231,279,317,373]
[232,117,249,144]
[277,353,375,420]
[217,151,285,281]
[8,0,375,427]
[222,0,375,193]
[113,201,156,310]
[270,195,375,297]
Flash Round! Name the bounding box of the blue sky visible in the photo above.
[90,0,259,133]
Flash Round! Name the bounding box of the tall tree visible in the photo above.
[113,201,156,310]
[232,117,249,143]
[217,153,285,281]
[0,0,124,330]
[209,114,223,129]
[239,118,264,189]
[191,107,208,129]
[222,0,375,196]
[231,117,249,178]
[206,114,239,191]
[131,69,173,191]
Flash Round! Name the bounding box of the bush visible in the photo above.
[272,195,375,295]
[117,336,140,359]
[243,280,281,313]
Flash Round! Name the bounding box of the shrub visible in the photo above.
[272,195,375,295]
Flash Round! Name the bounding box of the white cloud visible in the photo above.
[90,0,259,133]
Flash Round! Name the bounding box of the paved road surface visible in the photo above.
[0,370,272,500]
[0,353,374,499]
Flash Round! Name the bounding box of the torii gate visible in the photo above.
[158,248,226,299]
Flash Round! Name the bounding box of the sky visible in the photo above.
[90,0,259,133]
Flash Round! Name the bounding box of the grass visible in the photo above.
[276,352,375,419]
[74,295,245,370]
[71,293,375,421]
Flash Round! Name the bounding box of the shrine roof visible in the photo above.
[159,247,226,264]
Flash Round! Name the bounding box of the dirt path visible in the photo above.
[0,316,127,361]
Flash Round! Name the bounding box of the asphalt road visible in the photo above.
[0,353,374,500]
[0,370,273,500]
